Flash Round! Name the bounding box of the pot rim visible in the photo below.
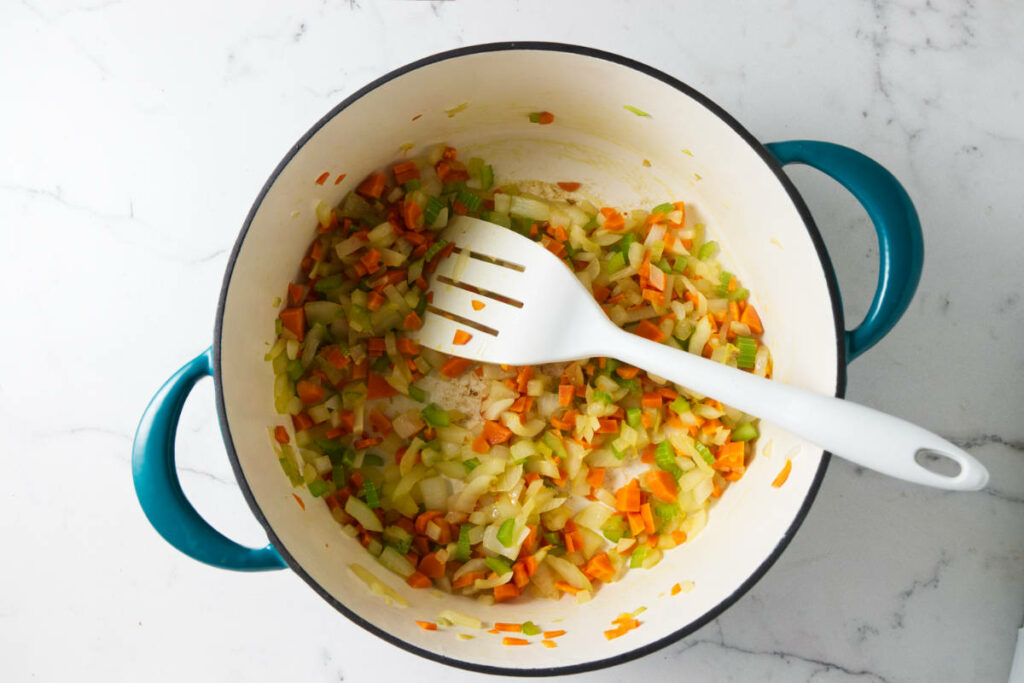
[213,41,845,677]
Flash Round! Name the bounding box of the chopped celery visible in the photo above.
[603,251,626,274]
[601,515,627,542]
[463,458,480,473]
[603,358,621,375]
[626,408,643,429]
[486,556,512,575]
[656,257,672,273]
[286,359,304,381]
[363,480,380,508]
[496,518,516,547]
[482,210,512,228]
[651,202,675,215]
[618,233,636,258]
[441,181,466,194]
[630,546,649,568]
[542,431,568,460]
[423,239,448,262]
[693,441,715,465]
[307,479,328,497]
[382,525,413,554]
[455,524,472,561]
[729,287,749,302]
[653,501,678,519]
[408,385,427,402]
[655,441,682,478]
[716,271,733,297]
[673,256,688,273]
[697,241,718,261]
[402,179,421,192]
[732,422,758,442]
[624,104,650,117]
[421,403,450,427]
[737,336,757,369]
[279,457,303,486]
[456,189,482,211]
[331,464,346,487]
[669,397,690,415]
[314,274,344,292]
[522,621,541,636]
[592,390,613,404]
[423,196,445,225]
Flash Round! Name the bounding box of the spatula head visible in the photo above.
[410,216,611,365]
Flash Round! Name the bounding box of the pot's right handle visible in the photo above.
[765,140,924,361]
[132,348,286,571]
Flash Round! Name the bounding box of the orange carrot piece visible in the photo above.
[671,530,687,545]
[482,420,513,445]
[396,337,420,355]
[273,426,290,444]
[279,307,305,342]
[596,418,619,434]
[586,466,605,488]
[494,583,521,602]
[357,172,387,199]
[439,356,472,378]
[287,282,304,306]
[541,640,557,648]
[405,571,432,589]
[644,469,678,503]
[292,493,305,510]
[392,160,420,184]
[368,410,392,436]
[543,630,566,639]
[366,372,398,400]
[639,503,656,534]
[614,478,642,512]
[627,512,646,536]
[296,380,325,405]
[557,384,574,407]
[615,365,640,380]
[418,552,446,579]
[453,329,472,345]
[402,200,423,230]
[471,299,485,311]
[315,171,330,185]
[494,622,522,632]
[366,290,385,311]
[403,311,423,330]
[556,181,581,192]
[671,583,682,596]
[633,319,667,343]
[415,620,437,631]
[553,581,580,596]
[512,562,530,589]
[772,459,793,488]
[292,413,314,431]
[604,625,630,640]
[501,636,529,645]
[740,304,763,334]
[584,552,616,583]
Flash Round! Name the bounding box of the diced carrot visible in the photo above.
[772,459,793,488]
[405,571,432,589]
[273,426,290,444]
[415,620,437,631]
[292,413,314,431]
[670,583,682,596]
[714,441,746,473]
[542,640,557,648]
[482,420,513,445]
[671,530,687,545]
[554,581,580,596]
[586,467,605,488]
[296,380,325,405]
[287,282,304,306]
[512,562,530,589]
[596,418,619,434]
[740,304,763,334]
[535,111,555,125]
[471,433,490,454]
[501,636,528,645]
[615,478,642,513]
[627,511,645,536]
[323,345,349,370]
[360,248,382,274]
[292,493,305,510]
[556,181,581,192]
[392,161,420,184]
[615,365,640,380]
[368,410,392,436]
[357,172,387,199]
[366,290,385,311]
[494,622,522,633]
[353,437,381,450]
[396,337,420,355]
[645,469,678,503]
[310,240,324,262]
[648,265,667,292]
[471,299,485,311]
[557,383,574,408]
[366,337,386,357]
[633,319,667,343]
[641,392,662,409]
[599,207,625,231]
[403,311,423,330]
[543,630,566,639]
[452,330,472,345]
[523,553,539,577]
[418,552,446,579]
[402,200,423,230]
[439,357,472,378]
[521,526,538,555]
[509,396,533,413]
[366,371,398,400]
[494,583,521,602]
[604,625,629,640]
[279,307,305,341]
[315,171,330,185]
[639,503,656,534]
[584,552,616,583]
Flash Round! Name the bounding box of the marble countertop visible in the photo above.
[2,1,1021,681]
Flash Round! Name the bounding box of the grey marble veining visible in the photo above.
[1,1,1021,681]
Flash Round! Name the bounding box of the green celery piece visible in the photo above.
[693,441,715,465]
[331,464,346,487]
[670,396,690,415]
[496,518,516,547]
[653,501,678,519]
[363,480,380,508]
[618,233,636,258]
[486,556,512,575]
[286,359,304,382]
[371,356,390,374]
[421,403,450,427]
[697,241,718,261]
[456,189,482,211]
[626,408,643,429]
[603,358,621,375]
[651,202,675,215]
[279,457,303,486]
[601,515,627,542]
[423,196,445,226]
[672,256,688,273]
[732,422,758,442]
[603,251,626,275]
[728,287,750,302]
[463,458,480,473]
[655,441,682,478]
[314,274,344,292]
[483,210,512,228]
[480,164,494,191]
[521,621,541,636]
[656,257,672,273]
[402,179,421,192]
[624,104,650,117]
[307,479,328,497]
[528,112,543,123]
[408,385,427,402]
[592,390,613,404]
[382,525,413,554]
[423,239,448,262]
[629,546,649,568]
[455,524,472,562]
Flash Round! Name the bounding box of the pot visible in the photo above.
[132,43,923,676]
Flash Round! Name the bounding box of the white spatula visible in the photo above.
[411,215,988,491]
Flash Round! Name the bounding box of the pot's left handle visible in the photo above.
[132,348,286,571]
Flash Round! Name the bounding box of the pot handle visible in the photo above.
[765,140,924,362]
[132,348,286,571]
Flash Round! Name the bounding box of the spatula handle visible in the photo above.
[604,329,988,491]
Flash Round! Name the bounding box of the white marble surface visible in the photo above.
[2,1,1022,681]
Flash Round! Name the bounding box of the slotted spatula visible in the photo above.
[412,215,988,491]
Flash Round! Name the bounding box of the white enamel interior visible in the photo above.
[217,48,840,672]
